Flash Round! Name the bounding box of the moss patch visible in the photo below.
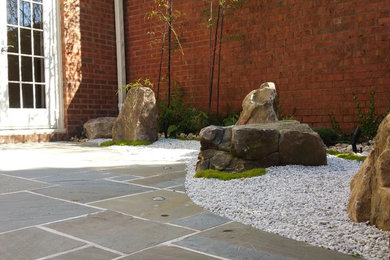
[327,150,367,162]
[176,137,201,141]
[194,168,267,181]
[100,140,152,147]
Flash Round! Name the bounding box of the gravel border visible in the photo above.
[93,138,390,259]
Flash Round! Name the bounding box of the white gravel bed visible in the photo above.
[91,138,389,259]
[90,138,201,163]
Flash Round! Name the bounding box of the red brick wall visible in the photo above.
[62,0,118,137]
[0,133,67,144]
[124,0,390,132]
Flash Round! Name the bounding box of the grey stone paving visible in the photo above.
[35,170,116,184]
[3,167,91,179]
[174,222,358,260]
[0,192,100,233]
[34,179,152,203]
[91,189,204,223]
[47,211,194,254]
[128,170,186,188]
[99,163,186,177]
[49,247,120,260]
[0,142,360,260]
[124,245,221,259]
[0,174,50,194]
[0,227,85,260]
[171,212,231,231]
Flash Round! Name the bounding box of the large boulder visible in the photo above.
[235,82,278,125]
[348,113,390,231]
[83,117,117,139]
[196,120,327,173]
[112,87,158,142]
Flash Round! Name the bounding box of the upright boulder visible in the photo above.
[348,113,390,231]
[236,82,278,125]
[83,117,116,139]
[112,87,158,142]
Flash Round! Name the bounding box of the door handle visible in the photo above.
[1,45,14,53]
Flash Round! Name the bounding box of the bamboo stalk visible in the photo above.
[156,32,166,101]
[216,5,224,116]
[208,1,221,115]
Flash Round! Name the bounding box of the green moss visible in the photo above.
[194,168,267,181]
[100,140,152,147]
[176,137,201,141]
[327,150,366,162]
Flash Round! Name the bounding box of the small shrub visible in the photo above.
[119,78,153,92]
[327,113,352,143]
[222,112,240,126]
[100,140,152,147]
[194,168,267,181]
[167,125,179,138]
[353,91,384,139]
[313,127,339,146]
[326,150,366,162]
[158,87,209,135]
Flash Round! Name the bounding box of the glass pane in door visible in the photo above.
[6,0,46,110]
[7,0,18,25]
[35,84,45,108]
[7,26,18,53]
[8,83,21,108]
[21,56,32,81]
[22,84,33,108]
[8,54,19,80]
[20,28,31,54]
[19,0,31,27]
[32,3,42,29]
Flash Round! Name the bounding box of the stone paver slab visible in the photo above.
[128,170,186,188]
[99,164,186,177]
[124,245,220,260]
[0,174,50,194]
[108,175,139,181]
[49,246,120,260]
[174,222,358,260]
[171,212,231,231]
[0,227,84,260]
[91,190,204,223]
[0,192,100,233]
[36,170,116,184]
[47,211,194,254]
[1,168,90,179]
[34,180,151,203]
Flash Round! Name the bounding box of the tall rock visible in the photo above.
[236,82,278,125]
[112,87,158,142]
[348,113,390,231]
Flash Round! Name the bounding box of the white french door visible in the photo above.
[0,0,62,130]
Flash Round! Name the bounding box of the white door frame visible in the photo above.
[0,0,64,133]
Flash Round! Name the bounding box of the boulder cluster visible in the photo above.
[83,86,158,142]
[197,121,327,172]
[197,82,327,172]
